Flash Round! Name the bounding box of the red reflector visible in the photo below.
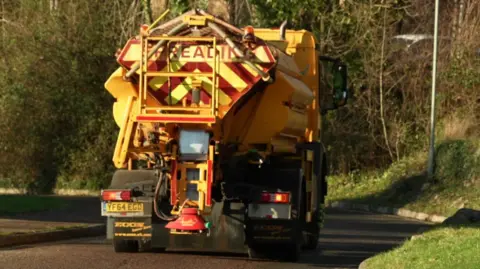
[120,191,131,200]
[260,192,290,203]
[261,193,270,202]
[102,190,131,201]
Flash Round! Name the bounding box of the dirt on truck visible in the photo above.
[100,9,349,262]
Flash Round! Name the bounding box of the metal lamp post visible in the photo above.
[427,0,440,179]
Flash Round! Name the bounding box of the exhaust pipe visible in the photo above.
[280,20,287,40]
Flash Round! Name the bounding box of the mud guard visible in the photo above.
[150,201,248,253]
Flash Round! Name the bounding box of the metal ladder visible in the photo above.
[136,34,219,124]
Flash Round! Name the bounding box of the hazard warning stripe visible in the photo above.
[223,62,258,84]
[154,62,244,106]
[118,39,168,71]
[117,39,277,108]
[116,38,134,64]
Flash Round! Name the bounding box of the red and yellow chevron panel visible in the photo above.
[117,38,276,108]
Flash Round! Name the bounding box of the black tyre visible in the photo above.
[247,243,300,262]
[282,242,301,262]
[304,220,320,250]
[303,168,327,250]
[113,239,139,253]
[303,208,323,250]
[247,247,266,260]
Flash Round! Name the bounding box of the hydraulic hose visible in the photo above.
[197,9,243,35]
[206,21,273,83]
[149,9,195,33]
[153,170,177,221]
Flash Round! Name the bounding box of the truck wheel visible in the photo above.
[304,220,320,250]
[113,239,139,253]
[303,210,321,250]
[247,247,266,260]
[282,242,301,262]
[248,243,300,262]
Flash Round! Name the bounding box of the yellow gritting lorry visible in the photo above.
[100,9,349,262]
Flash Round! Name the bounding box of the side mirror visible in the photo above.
[332,61,348,107]
[318,56,349,114]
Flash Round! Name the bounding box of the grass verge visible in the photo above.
[0,224,89,236]
[328,138,480,269]
[0,195,70,215]
[327,139,480,217]
[362,224,480,269]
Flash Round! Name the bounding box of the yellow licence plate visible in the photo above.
[106,202,144,212]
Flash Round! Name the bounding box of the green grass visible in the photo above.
[328,138,480,269]
[0,195,70,215]
[327,139,480,217]
[363,224,480,269]
[0,224,90,236]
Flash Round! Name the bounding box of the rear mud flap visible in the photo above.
[245,219,298,245]
[112,218,152,239]
[151,201,248,253]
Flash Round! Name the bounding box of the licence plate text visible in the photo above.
[106,202,144,212]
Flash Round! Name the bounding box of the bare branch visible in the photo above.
[0,18,24,29]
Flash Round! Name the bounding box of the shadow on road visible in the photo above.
[0,195,104,224]
[57,208,430,269]
[1,196,431,268]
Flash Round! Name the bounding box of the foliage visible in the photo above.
[248,0,480,174]
[0,0,142,193]
[363,224,480,269]
[435,139,480,184]
[327,139,480,216]
[0,0,478,192]
[169,0,191,17]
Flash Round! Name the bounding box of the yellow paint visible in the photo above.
[115,222,146,228]
[197,76,232,105]
[183,15,213,26]
[114,233,151,237]
[105,202,144,212]
[172,162,210,214]
[251,46,271,62]
[105,12,330,216]
[207,61,247,90]
[148,9,170,31]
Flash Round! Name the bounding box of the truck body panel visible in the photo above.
[100,9,349,262]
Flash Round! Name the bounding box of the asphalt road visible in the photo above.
[0,208,430,269]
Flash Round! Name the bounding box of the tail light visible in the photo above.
[260,192,290,203]
[102,190,131,201]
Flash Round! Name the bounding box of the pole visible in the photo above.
[427,0,440,179]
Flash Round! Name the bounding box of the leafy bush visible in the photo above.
[328,139,480,216]
[0,0,479,193]
[435,139,480,183]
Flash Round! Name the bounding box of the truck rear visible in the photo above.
[100,9,348,262]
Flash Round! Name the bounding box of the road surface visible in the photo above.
[0,208,430,269]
